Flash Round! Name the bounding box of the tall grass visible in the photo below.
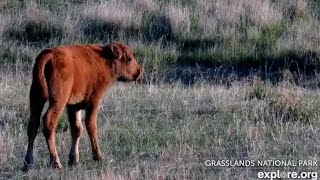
[0,0,319,73]
[0,0,320,179]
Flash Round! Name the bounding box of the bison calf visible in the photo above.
[24,42,143,169]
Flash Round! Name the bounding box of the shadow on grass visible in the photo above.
[82,18,141,42]
[176,37,224,52]
[151,50,320,88]
[4,20,64,45]
[82,12,173,43]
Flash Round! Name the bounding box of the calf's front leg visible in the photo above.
[85,102,103,161]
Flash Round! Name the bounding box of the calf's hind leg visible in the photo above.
[43,100,68,169]
[24,84,46,167]
[67,105,84,165]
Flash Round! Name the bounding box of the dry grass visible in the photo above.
[275,19,320,52]
[166,3,191,36]
[0,72,320,179]
[83,0,144,29]
[0,0,320,179]
[195,0,283,38]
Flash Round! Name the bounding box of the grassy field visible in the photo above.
[0,0,320,179]
[1,72,320,179]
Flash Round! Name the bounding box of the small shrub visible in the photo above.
[269,85,316,123]
[249,77,267,100]
[189,15,202,36]
[281,69,295,84]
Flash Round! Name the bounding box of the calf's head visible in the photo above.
[104,42,143,82]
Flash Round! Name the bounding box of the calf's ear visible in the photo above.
[103,43,122,60]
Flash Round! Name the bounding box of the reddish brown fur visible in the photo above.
[24,42,143,169]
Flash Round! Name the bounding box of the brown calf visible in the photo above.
[24,42,143,169]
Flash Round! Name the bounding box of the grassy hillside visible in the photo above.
[0,0,320,179]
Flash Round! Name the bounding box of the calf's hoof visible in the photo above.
[68,154,80,166]
[50,161,63,170]
[24,155,34,167]
[23,160,34,172]
[93,154,103,161]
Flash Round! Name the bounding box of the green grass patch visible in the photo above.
[134,48,179,71]
[57,112,69,132]
[255,21,288,51]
